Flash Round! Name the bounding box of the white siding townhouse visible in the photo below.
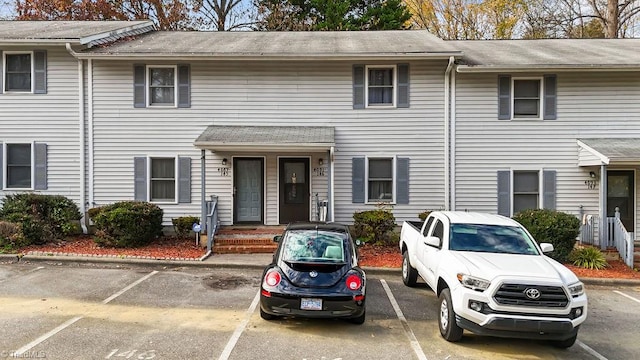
[1,22,639,262]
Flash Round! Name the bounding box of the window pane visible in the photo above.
[150,68,174,86]
[514,171,538,192]
[7,166,31,188]
[151,87,175,104]
[514,99,539,116]
[6,54,30,72]
[7,144,31,165]
[151,158,175,178]
[368,180,392,201]
[151,179,175,201]
[369,69,392,86]
[5,54,32,91]
[514,194,538,213]
[369,159,392,178]
[368,87,393,105]
[514,80,539,98]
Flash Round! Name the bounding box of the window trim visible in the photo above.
[511,76,543,120]
[365,156,396,204]
[3,142,35,190]
[365,65,397,108]
[3,51,34,93]
[146,65,178,107]
[511,169,542,216]
[148,156,178,204]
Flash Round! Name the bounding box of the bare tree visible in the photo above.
[195,0,256,30]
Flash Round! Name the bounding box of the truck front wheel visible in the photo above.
[439,288,463,342]
[402,251,418,287]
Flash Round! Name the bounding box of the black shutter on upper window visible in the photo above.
[177,64,190,108]
[34,50,47,94]
[0,142,3,183]
[134,64,146,108]
[353,65,365,109]
[544,74,557,120]
[498,75,511,120]
[397,64,409,108]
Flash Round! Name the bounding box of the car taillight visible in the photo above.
[264,270,281,287]
[346,274,362,290]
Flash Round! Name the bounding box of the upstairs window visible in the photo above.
[134,64,190,108]
[353,64,409,109]
[5,53,31,92]
[498,74,556,120]
[513,79,541,118]
[148,66,176,106]
[367,66,395,107]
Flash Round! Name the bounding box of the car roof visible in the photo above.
[439,211,520,227]
[285,222,350,233]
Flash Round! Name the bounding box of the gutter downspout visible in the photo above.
[330,146,335,222]
[444,56,455,210]
[450,62,457,211]
[87,58,95,213]
[67,43,87,234]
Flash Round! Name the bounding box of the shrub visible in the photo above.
[418,210,432,221]
[512,209,580,263]
[0,221,27,252]
[0,193,81,245]
[352,205,396,246]
[89,201,163,248]
[569,247,608,270]
[172,216,200,238]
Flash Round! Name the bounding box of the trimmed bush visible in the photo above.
[512,209,580,263]
[172,216,200,238]
[570,247,608,270]
[353,206,396,246]
[89,201,163,248]
[0,193,81,245]
[0,221,27,252]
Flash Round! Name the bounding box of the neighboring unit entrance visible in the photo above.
[279,158,310,224]
[607,170,635,232]
[234,158,264,223]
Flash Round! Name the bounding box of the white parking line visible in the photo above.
[380,279,428,360]
[12,271,158,356]
[577,340,609,360]
[217,291,260,360]
[613,290,640,304]
[0,266,44,283]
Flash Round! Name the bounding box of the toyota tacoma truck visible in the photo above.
[399,211,587,348]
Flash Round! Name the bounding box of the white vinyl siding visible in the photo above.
[90,59,447,225]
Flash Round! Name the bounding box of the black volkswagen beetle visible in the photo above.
[259,222,366,324]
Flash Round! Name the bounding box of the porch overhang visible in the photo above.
[578,138,640,166]
[194,125,335,152]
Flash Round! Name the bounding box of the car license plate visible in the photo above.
[300,298,322,311]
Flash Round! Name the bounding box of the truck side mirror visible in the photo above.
[540,243,554,253]
[424,235,441,248]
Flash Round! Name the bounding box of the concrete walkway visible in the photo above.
[0,253,638,286]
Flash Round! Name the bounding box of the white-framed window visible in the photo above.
[512,77,542,119]
[3,51,33,93]
[366,65,396,107]
[4,143,33,189]
[366,157,394,202]
[149,157,177,203]
[513,170,540,214]
[147,65,177,106]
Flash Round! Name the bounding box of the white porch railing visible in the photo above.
[606,208,635,268]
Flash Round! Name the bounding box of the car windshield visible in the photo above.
[281,230,347,263]
[448,223,540,255]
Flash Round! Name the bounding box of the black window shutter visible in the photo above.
[178,156,191,203]
[134,157,148,201]
[544,74,557,120]
[397,63,410,108]
[0,142,3,184]
[133,64,146,108]
[177,64,190,108]
[497,171,511,216]
[34,143,47,190]
[34,50,47,94]
[396,157,409,204]
[352,157,365,203]
[543,170,557,210]
[353,65,365,109]
[498,75,511,120]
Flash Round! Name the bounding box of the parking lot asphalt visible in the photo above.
[1,253,639,286]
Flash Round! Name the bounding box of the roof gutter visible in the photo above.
[457,65,640,73]
[70,53,464,62]
[444,56,455,211]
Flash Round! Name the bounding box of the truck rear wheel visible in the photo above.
[402,251,418,287]
[439,288,463,342]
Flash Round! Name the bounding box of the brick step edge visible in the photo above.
[213,245,277,254]
[217,229,285,236]
[213,238,277,245]
[215,234,278,241]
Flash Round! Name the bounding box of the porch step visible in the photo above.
[212,226,284,254]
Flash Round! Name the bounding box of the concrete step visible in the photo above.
[212,226,283,254]
[213,244,278,254]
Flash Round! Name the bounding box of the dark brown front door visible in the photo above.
[607,170,635,232]
[279,158,310,224]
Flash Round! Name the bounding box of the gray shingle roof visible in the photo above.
[195,126,335,151]
[81,30,461,59]
[579,138,640,163]
[0,21,155,46]
[454,39,640,71]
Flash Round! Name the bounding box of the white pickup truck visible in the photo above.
[399,211,587,348]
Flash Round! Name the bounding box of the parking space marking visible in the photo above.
[577,340,609,360]
[12,270,158,357]
[613,290,640,304]
[0,266,44,283]
[380,279,428,360]
[217,291,260,360]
